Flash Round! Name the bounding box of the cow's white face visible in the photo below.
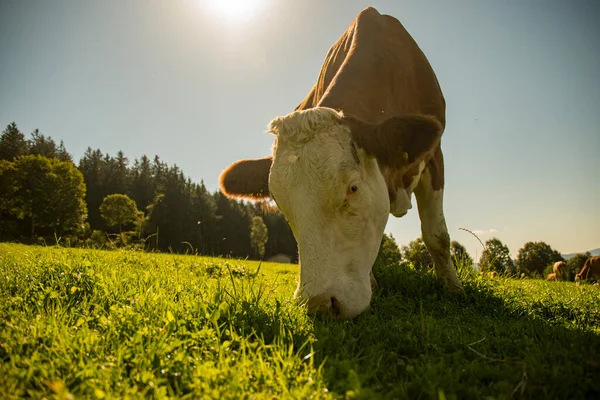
[268,108,390,319]
[219,106,444,319]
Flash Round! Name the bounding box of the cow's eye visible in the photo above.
[349,184,358,193]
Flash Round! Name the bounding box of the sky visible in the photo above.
[1,0,599,259]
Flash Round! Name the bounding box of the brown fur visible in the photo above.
[297,7,446,194]
[576,256,600,282]
[553,261,567,281]
[219,7,446,198]
[219,157,272,200]
[547,273,557,281]
[342,114,442,170]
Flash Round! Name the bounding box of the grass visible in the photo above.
[1,243,599,399]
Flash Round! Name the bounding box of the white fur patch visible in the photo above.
[269,107,344,145]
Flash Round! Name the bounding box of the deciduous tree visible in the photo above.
[99,194,141,233]
[516,241,563,276]
[374,233,402,268]
[478,238,514,274]
[8,155,86,237]
[250,216,268,259]
[401,237,433,270]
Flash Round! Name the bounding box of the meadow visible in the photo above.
[1,243,599,399]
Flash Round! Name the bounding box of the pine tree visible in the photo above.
[0,122,28,161]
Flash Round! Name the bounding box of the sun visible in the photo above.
[201,0,265,23]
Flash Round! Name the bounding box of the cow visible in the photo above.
[553,261,567,281]
[575,256,600,283]
[219,7,463,319]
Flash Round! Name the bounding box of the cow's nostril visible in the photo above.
[306,296,343,319]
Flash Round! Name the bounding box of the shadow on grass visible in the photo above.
[308,263,600,399]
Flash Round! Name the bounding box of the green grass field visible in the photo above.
[1,243,599,399]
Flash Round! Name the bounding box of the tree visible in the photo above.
[250,216,268,258]
[145,166,196,252]
[566,252,592,281]
[478,237,514,274]
[0,160,18,239]
[78,149,132,231]
[253,202,298,262]
[401,237,433,270]
[78,148,108,230]
[0,160,15,212]
[213,192,253,258]
[110,151,130,195]
[451,240,474,269]
[99,194,141,233]
[516,241,563,276]
[374,233,402,268]
[130,155,154,212]
[8,155,86,237]
[0,122,27,161]
[28,129,57,158]
[43,158,88,234]
[27,129,73,162]
[191,181,218,255]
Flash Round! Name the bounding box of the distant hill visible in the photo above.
[562,248,600,260]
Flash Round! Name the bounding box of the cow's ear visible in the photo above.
[219,156,272,200]
[344,115,443,168]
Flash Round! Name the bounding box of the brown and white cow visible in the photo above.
[219,7,463,319]
[553,261,567,281]
[576,256,600,282]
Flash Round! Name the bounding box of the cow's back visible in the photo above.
[296,7,445,127]
[579,256,600,280]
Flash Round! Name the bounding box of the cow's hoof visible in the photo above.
[443,278,464,294]
[448,283,465,294]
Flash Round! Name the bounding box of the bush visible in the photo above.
[89,230,107,248]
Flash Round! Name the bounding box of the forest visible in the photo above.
[0,122,298,261]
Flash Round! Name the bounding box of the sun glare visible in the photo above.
[201,0,265,23]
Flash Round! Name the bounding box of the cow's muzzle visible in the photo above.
[306,296,342,319]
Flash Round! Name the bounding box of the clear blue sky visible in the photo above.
[1,0,599,259]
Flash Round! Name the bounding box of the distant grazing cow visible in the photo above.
[219,7,462,319]
[575,256,600,283]
[546,273,556,281]
[553,261,567,281]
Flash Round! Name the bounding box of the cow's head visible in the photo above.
[220,107,442,319]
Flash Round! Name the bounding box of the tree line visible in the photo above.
[399,234,591,281]
[1,121,591,278]
[0,122,297,261]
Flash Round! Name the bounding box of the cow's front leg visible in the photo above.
[414,164,463,293]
